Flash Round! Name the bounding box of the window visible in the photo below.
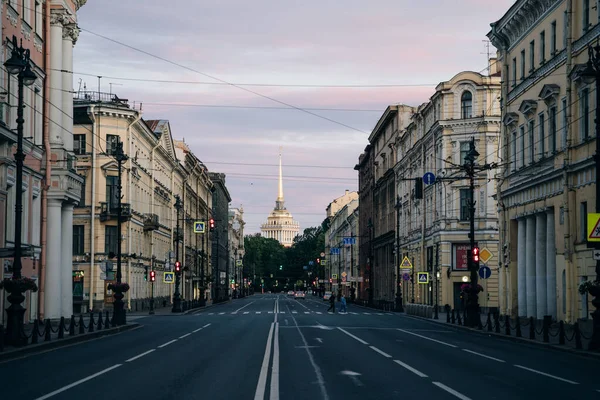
[22,0,31,25]
[529,40,535,71]
[538,113,545,158]
[540,31,546,63]
[563,11,568,48]
[561,98,568,148]
[35,1,42,36]
[581,201,588,241]
[77,176,86,207]
[580,88,590,141]
[511,130,517,171]
[519,125,526,168]
[459,141,470,164]
[74,134,86,154]
[583,0,590,33]
[106,176,119,211]
[73,225,84,255]
[461,91,472,119]
[512,57,517,86]
[551,21,557,54]
[459,189,470,221]
[106,134,119,155]
[549,106,557,153]
[520,50,526,79]
[528,119,535,163]
[105,226,118,255]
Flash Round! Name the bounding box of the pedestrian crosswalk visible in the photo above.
[196,311,395,316]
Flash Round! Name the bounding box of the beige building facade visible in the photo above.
[395,68,502,312]
[488,0,599,322]
[228,207,245,293]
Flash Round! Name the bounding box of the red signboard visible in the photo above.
[454,243,477,270]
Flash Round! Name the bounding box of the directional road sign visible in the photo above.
[330,248,340,255]
[194,221,205,234]
[309,261,314,266]
[332,274,338,279]
[321,260,328,266]
[594,250,600,261]
[400,256,413,269]
[343,237,356,245]
[417,272,429,284]
[164,272,175,284]
[236,260,243,266]
[588,213,600,242]
[423,172,436,185]
[480,248,493,264]
[402,273,411,281]
[478,265,492,280]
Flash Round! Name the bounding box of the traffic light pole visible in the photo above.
[149,257,155,315]
[172,195,183,313]
[466,138,480,328]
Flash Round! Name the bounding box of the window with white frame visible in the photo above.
[549,106,557,153]
[461,91,472,119]
[538,112,545,159]
[580,87,590,141]
[511,130,517,171]
[551,21,557,55]
[561,98,567,148]
[528,119,535,164]
[519,125,525,168]
[35,1,42,37]
[459,141,470,165]
[459,189,470,221]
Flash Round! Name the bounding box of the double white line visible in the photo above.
[255,298,280,400]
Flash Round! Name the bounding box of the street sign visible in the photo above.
[309,261,314,266]
[400,256,413,269]
[417,272,429,284]
[480,248,493,264]
[423,172,435,185]
[594,250,600,261]
[478,265,492,280]
[321,260,328,266]
[332,274,338,279]
[320,252,325,257]
[236,260,243,266]
[164,272,175,284]
[343,237,356,245]
[303,265,308,270]
[588,213,600,242]
[194,221,205,234]
[330,248,340,255]
[341,271,347,278]
[402,273,411,281]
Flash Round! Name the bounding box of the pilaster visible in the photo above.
[535,213,547,319]
[61,204,74,317]
[517,217,527,316]
[44,199,63,319]
[525,215,536,317]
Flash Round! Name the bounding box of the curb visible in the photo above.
[402,313,600,360]
[127,298,239,317]
[0,323,141,362]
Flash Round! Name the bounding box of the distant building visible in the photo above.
[260,151,300,247]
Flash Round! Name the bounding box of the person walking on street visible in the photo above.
[327,293,336,313]
[340,295,347,313]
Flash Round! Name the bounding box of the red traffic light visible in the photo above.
[472,247,480,263]
[316,258,320,264]
[150,270,156,282]
[209,218,215,231]
[175,261,181,272]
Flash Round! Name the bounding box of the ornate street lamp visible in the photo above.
[2,35,37,346]
[172,195,183,312]
[580,44,600,351]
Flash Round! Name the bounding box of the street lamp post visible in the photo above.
[112,141,128,326]
[3,35,37,346]
[172,195,183,312]
[581,43,600,350]
[149,256,155,315]
[394,198,404,312]
[465,138,480,328]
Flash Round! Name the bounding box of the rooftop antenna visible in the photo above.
[109,82,123,97]
[481,40,492,74]
[77,78,82,95]
[97,75,102,102]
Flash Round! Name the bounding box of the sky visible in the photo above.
[73,0,515,235]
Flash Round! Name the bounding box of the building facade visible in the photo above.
[260,152,300,247]
[395,68,502,312]
[355,146,373,301]
[228,206,245,295]
[209,172,231,302]
[488,0,600,322]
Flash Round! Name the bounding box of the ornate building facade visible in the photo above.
[260,152,299,247]
[488,0,600,322]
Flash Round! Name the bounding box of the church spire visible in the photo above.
[275,147,285,210]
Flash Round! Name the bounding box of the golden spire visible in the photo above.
[277,147,284,202]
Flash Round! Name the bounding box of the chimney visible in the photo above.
[345,189,349,195]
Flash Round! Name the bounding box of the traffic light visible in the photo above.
[316,258,320,264]
[175,261,181,273]
[150,270,156,282]
[209,218,215,232]
[144,266,148,281]
[279,265,283,270]
[472,247,480,263]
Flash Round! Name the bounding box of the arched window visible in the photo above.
[461,91,473,119]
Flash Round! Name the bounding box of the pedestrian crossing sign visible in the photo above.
[588,213,600,242]
[417,272,429,284]
[194,221,205,234]
[400,256,413,269]
[164,272,175,284]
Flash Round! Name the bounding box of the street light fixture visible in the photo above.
[3,35,37,346]
[172,195,183,313]
[580,43,600,351]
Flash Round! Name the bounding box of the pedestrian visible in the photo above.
[327,293,336,313]
[340,295,347,313]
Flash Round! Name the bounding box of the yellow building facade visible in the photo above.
[488,0,599,322]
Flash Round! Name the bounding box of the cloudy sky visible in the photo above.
[73,0,514,234]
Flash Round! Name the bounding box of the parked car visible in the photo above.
[294,291,306,300]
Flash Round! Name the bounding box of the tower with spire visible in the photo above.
[260,148,300,247]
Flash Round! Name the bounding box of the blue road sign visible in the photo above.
[309,261,314,266]
[330,248,340,255]
[194,221,205,233]
[303,266,308,270]
[417,272,429,284]
[343,237,356,245]
[423,172,436,185]
[402,273,411,281]
[164,272,175,283]
[478,265,492,280]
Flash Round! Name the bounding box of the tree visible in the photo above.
[243,234,286,291]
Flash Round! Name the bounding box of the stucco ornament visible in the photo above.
[75,0,88,10]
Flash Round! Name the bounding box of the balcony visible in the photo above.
[100,202,131,222]
[143,213,160,231]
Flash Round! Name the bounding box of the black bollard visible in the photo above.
[574,322,582,349]
[559,321,565,345]
[31,319,39,344]
[505,315,510,336]
[516,317,522,338]
[494,313,500,333]
[451,309,456,324]
[44,319,52,342]
[105,311,110,329]
[58,317,65,339]
[97,311,103,330]
[78,314,85,334]
[529,316,535,340]
[69,316,76,336]
[487,313,493,332]
[542,315,551,343]
[88,312,94,333]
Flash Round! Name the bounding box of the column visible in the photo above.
[535,213,547,319]
[546,209,557,319]
[525,215,537,317]
[517,218,527,316]
[44,199,63,319]
[62,26,77,151]
[61,204,74,317]
[49,12,64,145]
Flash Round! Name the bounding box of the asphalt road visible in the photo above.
[1,294,598,400]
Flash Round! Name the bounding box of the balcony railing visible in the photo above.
[100,202,131,222]
[143,213,159,231]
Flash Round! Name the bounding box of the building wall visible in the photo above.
[355,147,373,300]
[210,172,231,301]
[488,0,600,322]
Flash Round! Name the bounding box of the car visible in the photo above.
[323,291,333,301]
[294,291,306,300]
[287,290,295,297]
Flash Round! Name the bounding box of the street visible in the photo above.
[1,294,598,400]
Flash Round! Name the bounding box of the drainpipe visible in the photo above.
[88,106,96,312]
[126,112,142,310]
[181,170,189,300]
[150,140,160,301]
[563,0,574,323]
[39,1,52,320]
